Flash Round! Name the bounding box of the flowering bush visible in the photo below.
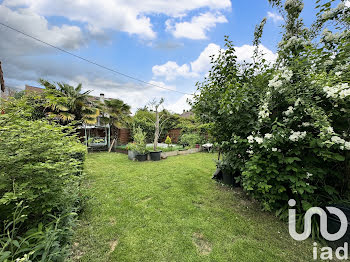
[193,0,350,215]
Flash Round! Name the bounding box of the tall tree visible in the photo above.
[40,79,99,124]
[100,98,131,143]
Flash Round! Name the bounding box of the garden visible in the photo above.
[0,0,349,261]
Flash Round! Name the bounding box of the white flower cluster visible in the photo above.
[306,172,313,179]
[264,133,273,139]
[283,106,294,116]
[284,0,304,12]
[321,2,345,20]
[280,36,308,50]
[328,136,350,150]
[247,135,263,144]
[281,69,293,82]
[258,102,270,121]
[323,83,350,99]
[268,75,283,88]
[268,69,293,89]
[289,131,307,142]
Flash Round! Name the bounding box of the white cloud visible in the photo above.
[166,94,193,113]
[0,5,85,55]
[152,61,198,81]
[70,76,178,113]
[267,11,284,23]
[235,44,278,63]
[166,12,227,40]
[3,0,231,39]
[153,43,277,81]
[190,43,222,73]
[148,80,176,91]
[345,0,350,7]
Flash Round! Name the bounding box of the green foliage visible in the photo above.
[0,98,86,260]
[132,108,180,143]
[192,0,350,220]
[165,136,172,146]
[133,127,148,154]
[39,79,99,124]
[179,133,202,147]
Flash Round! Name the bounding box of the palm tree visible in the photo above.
[100,98,131,143]
[40,79,99,124]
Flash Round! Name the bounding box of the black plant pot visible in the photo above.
[136,153,148,162]
[327,205,350,248]
[150,151,162,161]
[222,170,235,186]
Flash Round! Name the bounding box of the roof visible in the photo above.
[25,85,44,93]
[180,111,194,118]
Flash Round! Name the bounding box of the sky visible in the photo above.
[0,0,333,113]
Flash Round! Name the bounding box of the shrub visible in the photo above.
[165,136,172,147]
[0,98,86,260]
[192,0,350,220]
[133,127,148,154]
[179,133,202,147]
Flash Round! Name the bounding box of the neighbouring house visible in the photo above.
[80,93,131,150]
[25,85,44,94]
[180,110,194,119]
[22,85,130,150]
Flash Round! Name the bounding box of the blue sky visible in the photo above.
[0,0,326,112]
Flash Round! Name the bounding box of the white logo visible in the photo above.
[288,199,348,241]
[288,199,349,260]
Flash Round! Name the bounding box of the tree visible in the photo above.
[100,98,131,143]
[40,79,99,124]
[148,98,170,151]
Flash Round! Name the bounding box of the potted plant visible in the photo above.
[216,159,238,186]
[126,142,137,160]
[147,98,169,161]
[133,127,148,161]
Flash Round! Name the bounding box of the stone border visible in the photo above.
[161,148,201,159]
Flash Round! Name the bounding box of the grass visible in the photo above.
[71,153,313,262]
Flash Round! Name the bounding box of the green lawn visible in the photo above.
[71,152,313,262]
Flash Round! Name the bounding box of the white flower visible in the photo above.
[306,172,313,179]
[258,102,270,121]
[265,133,273,139]
[289,131,307,142]
[284,106,294,116]
[247,150,254,155]
[302,122,311,127]
[345,142,350,150]
[324,83,350,99]
[247,135,255,143]
[255,137,264,144]
[281,69,293,82]
[272,148,278,152]
[326,126,334,134]
[294,98,302,106]
[331,136,345,144]
[335,71,342,76]
[268,75,283,88]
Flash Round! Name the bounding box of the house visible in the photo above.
[180,110,194,119]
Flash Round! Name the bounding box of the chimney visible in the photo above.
[100,93,105,103]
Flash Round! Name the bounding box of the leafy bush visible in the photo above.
[165,136,172,146]
[133,127,148,154]
[192,0,350,218]
[179,133,202,147]
[0,98,86,260]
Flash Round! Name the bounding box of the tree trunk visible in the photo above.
[154,110,159,151]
